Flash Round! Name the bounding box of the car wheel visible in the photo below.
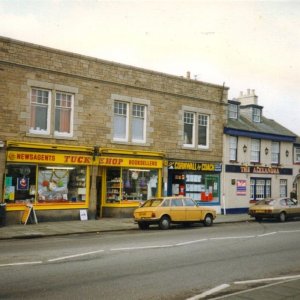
[278,212,286,222]
[203,214,213,227]
[255,216,262,222]
[138,222,149,230]
[159,216,171,230]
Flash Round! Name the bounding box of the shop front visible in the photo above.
[99,149,164,217]
[167,160,222,213]
[3,142,94,223]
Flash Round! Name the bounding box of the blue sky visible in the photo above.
[1,0,300,135]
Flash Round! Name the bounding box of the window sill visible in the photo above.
[26,133,78,141]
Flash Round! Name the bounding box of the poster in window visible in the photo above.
[236,180,246,196]
[17,177,30,191]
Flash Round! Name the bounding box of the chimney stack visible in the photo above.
[237,89,258,105]
[186,71,191,79]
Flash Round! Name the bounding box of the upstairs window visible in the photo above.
[113,101,146,143]
[184,112,209,149]
[271,141,280,164]
[296,147,300,163]
[55,92,73,137]
[251,139,260,163]
[30,88,51,135]
[252,107,261,123]
[229,136,237,161]
[228,103,238,119]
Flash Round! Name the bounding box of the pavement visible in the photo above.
[0,213,251,240]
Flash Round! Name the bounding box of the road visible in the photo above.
[0,220,300,299]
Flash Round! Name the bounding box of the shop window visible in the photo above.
[30,87,74,137]
[4,164,87,204]
[106,168,158,203]
[113,101,146,143]
[183,111,209,149]
[171,171,220,204]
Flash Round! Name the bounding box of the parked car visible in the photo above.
[133,196,216,230]
[248,197,300,222]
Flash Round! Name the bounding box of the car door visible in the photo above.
[184,198,202,221]
[170,198,185,221]
[286,198,300,217]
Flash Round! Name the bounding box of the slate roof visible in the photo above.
[225,114,297,142]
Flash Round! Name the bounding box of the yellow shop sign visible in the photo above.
[7,151,93,165]
[99,156,163,168]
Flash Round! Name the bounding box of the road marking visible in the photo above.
[279,229,300,233]
[48,250,105,262]
[257,231,277,237]
[176,239,208,246]
[0,261,42,267]
[186,284,230,300]
[111,244,173,251]
[234,274,300,284]
[210,235,255,240]
[212,277,300,299]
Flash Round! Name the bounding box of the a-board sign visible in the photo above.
[21,205,38,225]
[80,209,88,221]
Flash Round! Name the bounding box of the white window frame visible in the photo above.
[183,111,209,149]
[251,139,260,163]
[54,91,74,138]
[113,99,147,144]
[183,112,195,148]
[198,114,209,149]
[252,108,261,123]
[295,147,300,163]
[132,104,146,143]
[228,103,238,119]
[280,179,287,197]
[271,141,280,164]
[29,88,51,135]
[229,136,237,161]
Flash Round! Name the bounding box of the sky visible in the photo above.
[1,0,300,135]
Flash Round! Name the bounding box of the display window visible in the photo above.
[170,171,220,204]
[106,167,158,204]
[4,163,88,205]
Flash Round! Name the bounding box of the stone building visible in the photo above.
[223,89,296,213]
[0,36,228,223]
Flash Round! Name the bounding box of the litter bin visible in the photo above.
[0,203,6,227]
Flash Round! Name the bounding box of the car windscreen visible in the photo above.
[141,199,163,207]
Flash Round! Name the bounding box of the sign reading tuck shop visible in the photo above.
[7,151,93,165]
[99,156,163,168]
[226,164,293,175]
[168,161,222,172]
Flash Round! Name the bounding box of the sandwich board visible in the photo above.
[21,204,38,225]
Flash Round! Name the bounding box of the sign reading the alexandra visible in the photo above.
[7,151,92,165]
[99,156,163,168]
[226,164,293,175]
[168,161,222,172]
